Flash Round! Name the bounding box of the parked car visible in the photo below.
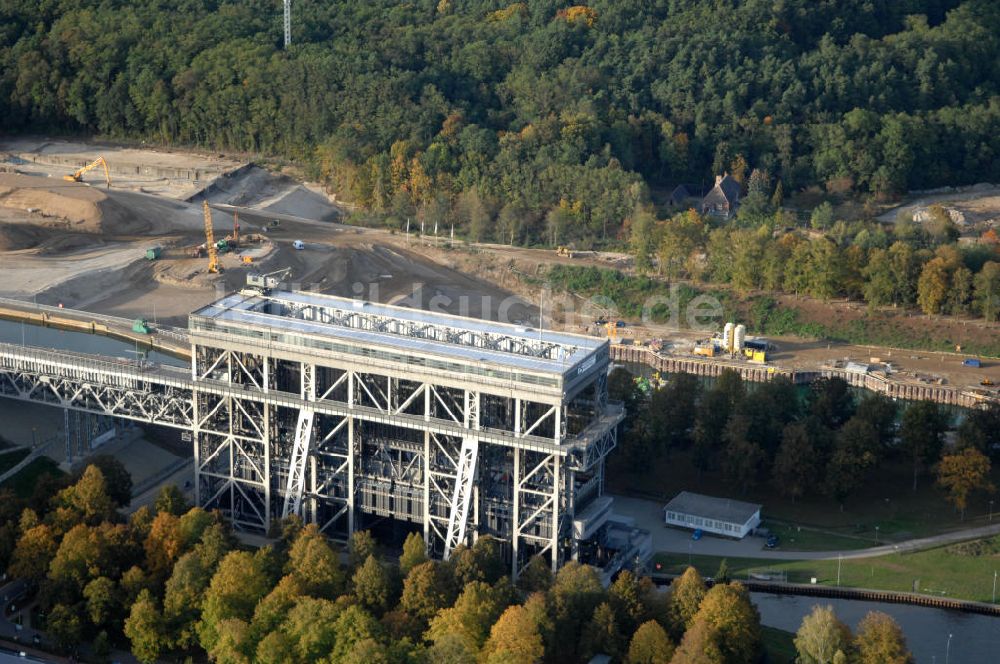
[765,535,779,549]
[692,529,703,541]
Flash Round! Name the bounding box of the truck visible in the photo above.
[132,319,151,334]
[145,246,162,260]
[963,358,982,368]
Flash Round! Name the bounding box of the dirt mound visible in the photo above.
[0,174,146,234]
[0,223,43,251]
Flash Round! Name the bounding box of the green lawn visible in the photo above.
[609,450,999,543]
[762,522,872,552]
[654,534,1000,603]
[760,626,797,664]
[1,456,65,498]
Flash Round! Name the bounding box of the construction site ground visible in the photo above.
[0,136,997,393]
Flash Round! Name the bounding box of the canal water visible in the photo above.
[0,319,187,367]
[752,592,1000,663]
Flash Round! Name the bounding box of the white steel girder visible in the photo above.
[442,390,480,557]
[282,408,315,519]
[443,437,478,558]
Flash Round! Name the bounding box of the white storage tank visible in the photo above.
[723,322,735,352]
[734,324,746,352]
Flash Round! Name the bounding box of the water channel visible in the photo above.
[753,592,999,663]
[0,318,186,367]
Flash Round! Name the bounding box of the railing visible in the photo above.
[0,342,623,460]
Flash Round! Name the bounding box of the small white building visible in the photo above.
[663,491,762,539]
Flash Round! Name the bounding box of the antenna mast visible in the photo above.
[283,0,291,48]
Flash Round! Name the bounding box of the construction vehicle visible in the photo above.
[132,319,151,334]
[242,255,253,265]
[556,245,574,258]
[63,157,111,188]
[145,246,162,261]
[244,267,292,295]
[693,342,718,358]
[203,201,221,274]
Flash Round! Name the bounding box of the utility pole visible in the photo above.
[283,0,291,48]
[837,554,842,586]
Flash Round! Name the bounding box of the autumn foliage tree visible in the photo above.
[794,604,853,664]
[854,611,914,664]
[937,447,995,519]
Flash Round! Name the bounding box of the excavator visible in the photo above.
[203,201,221,274]
[63,157,111,188]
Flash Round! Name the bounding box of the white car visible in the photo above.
[293,240,305,250]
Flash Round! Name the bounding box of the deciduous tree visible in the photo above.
[481,604,545,664]
[794,604,852,664]
[854,611,913,664]
[627,619,674,664]
[288,524,344,597]
[353,553,397,616]
[125,589,166,664]
[399,531,428,575]
[667,566,707,638]
[936,447,994,518]
[900,401,948,491]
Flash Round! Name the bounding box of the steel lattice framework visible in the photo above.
[0,289,628,576]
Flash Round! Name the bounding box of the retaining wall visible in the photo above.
[611,345,998,409]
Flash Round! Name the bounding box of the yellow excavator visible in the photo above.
[203,201,221,274]
[63,156,111,188]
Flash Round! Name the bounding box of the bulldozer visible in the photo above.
[64,157,111,188]
[556,245,575,258]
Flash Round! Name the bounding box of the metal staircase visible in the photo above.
[443,437,479,558]
[282,408,314,518]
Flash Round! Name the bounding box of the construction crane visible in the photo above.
[232,209,240,246]
[203,201,221,274]
[63,157,111,188]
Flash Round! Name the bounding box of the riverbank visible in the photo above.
[652,537,1000,604]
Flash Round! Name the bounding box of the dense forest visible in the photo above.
[2,1,1000,245]
[0,456,916,663]
[624,204,1000,321]
[611,369,1000,512]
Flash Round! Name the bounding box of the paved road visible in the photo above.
[612,494,1000,561]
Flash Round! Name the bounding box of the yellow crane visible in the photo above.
[63,156,111,188]
[203,201,221,274]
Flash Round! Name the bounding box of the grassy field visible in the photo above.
[762,523,872,552]
[760,626,797,664]
[654,534,1000,603]
[609,450,1000,543]
[1,456,64,498]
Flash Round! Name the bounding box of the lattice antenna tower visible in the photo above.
[283,0,291,48]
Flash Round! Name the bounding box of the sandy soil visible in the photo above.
[1,137,244,200]
[877,183,1000,228]
[0,136,994,394]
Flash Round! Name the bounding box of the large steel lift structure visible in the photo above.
[0,287,636,576]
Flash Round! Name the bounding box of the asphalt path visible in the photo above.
[612,494,1000,561]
